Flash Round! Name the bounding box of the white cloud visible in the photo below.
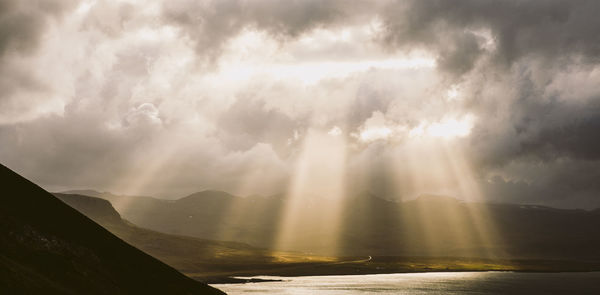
[409,115,475,139]
[328,126,343,136]
[354,111,396,143]
[358,126,392,142]
[124,103,162,127]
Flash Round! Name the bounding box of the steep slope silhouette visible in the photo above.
[54,192,277,279]
[0,164,224,294]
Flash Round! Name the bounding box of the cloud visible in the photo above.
[217,96,301,154]
[379,0,600,75]
[124,103,162,127]
[327,126,342,136]
[162,0,380,65]
[0,0,76,55]
[0,0,78,123]
[373,0,600,207]
[1,0,600,208]
[482,158,600,209]
[354,111,395,143]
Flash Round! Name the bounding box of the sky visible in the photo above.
[1,0,600,209]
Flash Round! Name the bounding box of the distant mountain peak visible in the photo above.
[60,189,106,197]
[179,190,238,201]
[54,193,124,226]
[412,194,462,203]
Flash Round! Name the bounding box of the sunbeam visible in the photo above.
[275,128,348,255]
[5,0,600,292]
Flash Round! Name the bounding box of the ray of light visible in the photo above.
[274,128,348,255]
[391,138,504,258]
[107,140,181,215]
[394,143,440,256]
[212,167,284,246]
[440,141,506,258]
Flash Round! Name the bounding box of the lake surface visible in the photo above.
[212,272,600,294]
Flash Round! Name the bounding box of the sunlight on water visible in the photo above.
[212,272,600,295]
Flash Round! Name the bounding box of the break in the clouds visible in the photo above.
[1,0,600,208]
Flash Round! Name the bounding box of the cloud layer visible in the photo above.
[1,0,600,208]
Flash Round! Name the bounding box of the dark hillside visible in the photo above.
[0,164,224,295]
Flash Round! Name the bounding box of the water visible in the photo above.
[212,272,600,294]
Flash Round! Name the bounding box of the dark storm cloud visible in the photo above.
[345,82,395,131]
[381,0,600,70]
[0,0,77,122]
[374,0,600,207]
[162,0,380,64]
[511,96,600,161]
[0,0,74,55]
[0,113,131,187]
[217,97,302,153]
[375,1,600,130]
[470,89,600,208]
[469,71,600,168]
[482,158,600,209]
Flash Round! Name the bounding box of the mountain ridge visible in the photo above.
[0,164,224,294]
[69,187,600,259]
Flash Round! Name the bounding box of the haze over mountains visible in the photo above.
[53,192,305,282]
[4,157,595,293]
[0,164,223,294]
[3,0,600,293]
[65,189,600,260]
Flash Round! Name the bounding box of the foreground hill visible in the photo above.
[83,190,600,260]
[0,164,224,294]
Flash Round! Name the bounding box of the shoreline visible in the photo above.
[203,268,600,284]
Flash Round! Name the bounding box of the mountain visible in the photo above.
[87,189,600,260]
[53,192,280,281]
[53,191,600,279]
[337,194,600,259]
[53,193,123,226]
[92,190,285,249]
[60,189,106,197]
[0,164,224,295]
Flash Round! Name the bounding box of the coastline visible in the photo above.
[197,256,600,284]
